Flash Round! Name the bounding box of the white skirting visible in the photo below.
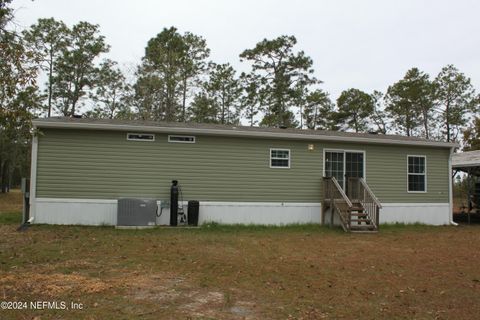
[34,198,118,225]
[31,198,451,226]
[32,198,322,226]
[380,203,450,225]
[197,202,321,225]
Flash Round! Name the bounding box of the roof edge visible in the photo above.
[32,120,459,148]
[452,163,479,168]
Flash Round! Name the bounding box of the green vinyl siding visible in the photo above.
[35,128,450,203]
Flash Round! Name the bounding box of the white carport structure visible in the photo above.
[452,150,480,222]
[452,150,480,176]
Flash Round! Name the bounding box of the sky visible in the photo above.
[11,0,480,100]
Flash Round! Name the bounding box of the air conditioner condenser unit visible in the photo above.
[117,198,157,227]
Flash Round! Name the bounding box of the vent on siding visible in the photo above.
[127,133,155,141]
[168,135,196,143]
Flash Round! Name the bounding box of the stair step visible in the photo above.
[350,218,371,222]
[350,224,376,230]
[350,213,367,217]
[350,230,379,234]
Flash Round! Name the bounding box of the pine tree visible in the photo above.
[463,117,480,151]
[303,89,335,130]
[205,63,242,124]
[23,18,69,117]
[434,65,478,142]
[335,88,374,133]
[385,68,430,137]
[240,35,316,127]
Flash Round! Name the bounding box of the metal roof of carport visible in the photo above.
[452,150,480,176]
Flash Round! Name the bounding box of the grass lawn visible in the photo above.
[0,189,23,214]
[1,192,480,319]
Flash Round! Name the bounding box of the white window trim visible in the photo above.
[322,148,367,189]
[127,132,155,141]
[407,155,427,193]
[270,148,291,169]
[168,135,196,143]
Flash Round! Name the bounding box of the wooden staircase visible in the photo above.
[322,177,382,233]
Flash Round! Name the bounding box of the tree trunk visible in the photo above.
[446,100,451,142]
[166,76,176,122]
[182,77,187,122]
[423,110,429,139]
[48,50,54,117]
[71,70,83,117]
[0,159,4,193]
[7,164,13,192]
[406,113,411,137]
[71,83,79,116]
[299,105,303,129]
[221,93,225,124]
[71,100,77,116]
[110,94,117,119]
[1,160,7,193]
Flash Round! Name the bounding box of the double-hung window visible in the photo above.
[270,149,290,168]
[407,155,426,192]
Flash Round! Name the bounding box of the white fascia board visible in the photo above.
[452,163,480,168]
[32,120,458,148]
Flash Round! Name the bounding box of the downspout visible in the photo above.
[18,130,38,232]
[448,146,458,226]
[29,129,38,223]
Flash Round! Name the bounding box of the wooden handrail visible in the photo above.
[345,177,381,230]
[359,178,382,208]
[325,176,353,207]
[324,176,380,232]
[332,177,353,208]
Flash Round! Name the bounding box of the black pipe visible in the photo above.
[17,222,30,232]
[17,178,30,232]
[170,180,179,226]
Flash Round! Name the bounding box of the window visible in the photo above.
[345,152,364,178]
[407,156,426,192]
[127,133,155,141]
[325,151,345,187]
[270,149,290,168]
[168,135,196,143]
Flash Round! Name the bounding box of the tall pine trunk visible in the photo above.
[221,91,225,124]
[0,160,7,193]
[423,109,429,139]
[0,159,4,193]
[182,77,187,122]
[406,113,411,137]
[446,100,451,142]
[47,50,53,117]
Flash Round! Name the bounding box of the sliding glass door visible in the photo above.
[324,150,364,189]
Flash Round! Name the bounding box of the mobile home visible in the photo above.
[29,117,457,231]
